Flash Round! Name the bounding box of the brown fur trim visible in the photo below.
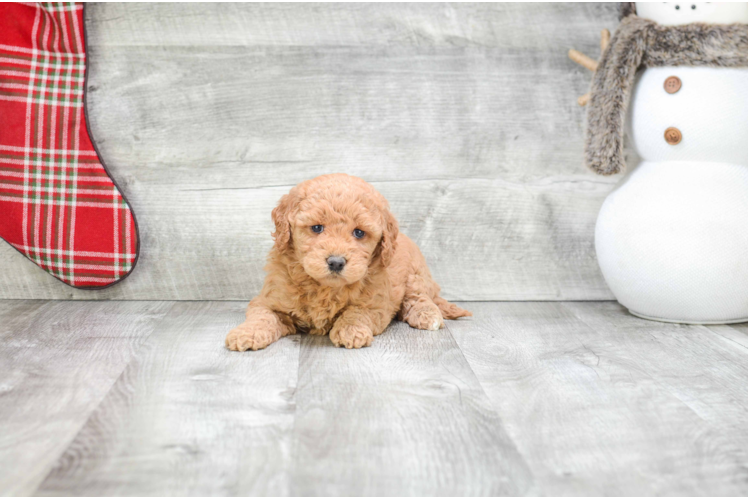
[619,2,636,20]
[585,16,748,175]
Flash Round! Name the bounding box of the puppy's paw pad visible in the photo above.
[330,324,373,349]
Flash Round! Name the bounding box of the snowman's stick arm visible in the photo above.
[568,49,598,72]
[600,29,611,52]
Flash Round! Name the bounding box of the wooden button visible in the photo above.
[664,127,682,145]
[664,76,681,94]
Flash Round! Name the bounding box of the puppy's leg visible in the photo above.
[226,303,295,351]
[329,306,392,349]
[400,274,445,331]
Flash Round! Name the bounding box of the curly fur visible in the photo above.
[226,174,471,350]
[586,15,748,175]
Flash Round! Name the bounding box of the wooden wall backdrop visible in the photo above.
[0,3,625,301]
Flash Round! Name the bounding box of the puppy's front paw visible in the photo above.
[329,323,373,349]
[225,325,275,351]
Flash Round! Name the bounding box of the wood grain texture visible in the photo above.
[3,299,748,495]
[708,323,748,351]
[78,3,621,48]
[0,300,171,496]
[448,301,748,495]
[0,3,622,301]
[36,301,300,496]
[35,304,532,496]
[290,321,532,496]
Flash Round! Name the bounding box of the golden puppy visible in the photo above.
[226,173,471,350]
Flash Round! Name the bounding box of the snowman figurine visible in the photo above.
[570,2,748,323]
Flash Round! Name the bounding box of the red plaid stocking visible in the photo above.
[0,2,139,289]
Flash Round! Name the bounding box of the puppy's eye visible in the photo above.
[353,228,365,239]
[311,225,324,234]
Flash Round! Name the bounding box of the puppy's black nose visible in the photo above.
[327,256,346,273]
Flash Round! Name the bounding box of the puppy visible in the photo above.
[226,173,471,350]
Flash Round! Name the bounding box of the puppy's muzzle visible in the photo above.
[326,255,346,273]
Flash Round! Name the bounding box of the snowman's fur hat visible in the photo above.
[620,2,636,19]
[586,15,748,175]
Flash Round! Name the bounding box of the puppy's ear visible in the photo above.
[271,190,299,253]
[379,207,399,267]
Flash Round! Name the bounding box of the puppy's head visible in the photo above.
[271,174,398,286]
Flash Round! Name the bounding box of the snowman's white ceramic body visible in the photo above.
[594,3,748,323]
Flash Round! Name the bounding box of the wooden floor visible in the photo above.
[2,300,748,496]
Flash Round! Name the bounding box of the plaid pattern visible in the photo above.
[0,2,138,288]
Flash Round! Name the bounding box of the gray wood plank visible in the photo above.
[564,303,748,494]
[448,301,748,495]
[36,301,300,496]
[0,300,49,339]
[0,3,621,301]
[290,320,532,496]
[0,300,172,496]
[706,323,748,351]
[84,3,619,48]
[0,177,614,301]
